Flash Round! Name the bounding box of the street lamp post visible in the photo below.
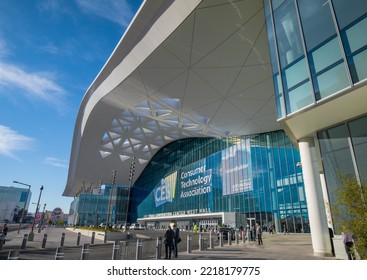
[38,203,46,233]
[13,181,31,234]
[94,181,102,227]
[105,170,116,232]
[28,185,44,241]
[124,156,135,232]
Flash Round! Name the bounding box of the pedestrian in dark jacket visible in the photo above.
[172,224,180,258]
[163,225,174,259]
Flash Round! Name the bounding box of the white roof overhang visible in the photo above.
[64,0,280,197]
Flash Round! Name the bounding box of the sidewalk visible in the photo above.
[175,233,336,260]
[1,227,337,260]
[1,226,109,252]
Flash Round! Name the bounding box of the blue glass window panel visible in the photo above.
[274,74,286,118]
[314,63,349,99]
[272,0,286,11]
[344,17,367,53]
[349,50,367,83]
[273,0,304,68]
[266,14,279,75]
[310,37,344,73]
[318,124,350,152]
[286,81,313,113]
[284,57,308,88]
[298,0,337,51]
[348,115,367,181]
[332,0,367,29]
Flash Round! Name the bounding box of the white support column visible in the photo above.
[298,137,333,257]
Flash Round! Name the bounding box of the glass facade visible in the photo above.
[132,130,308,233]
[318,114,367,233]
[0,186,32,223]
[73,184,131,227]
[265,0,367,118]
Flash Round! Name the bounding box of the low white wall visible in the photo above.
[66,228,134,241]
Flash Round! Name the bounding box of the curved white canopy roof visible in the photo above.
[64,0,280,197]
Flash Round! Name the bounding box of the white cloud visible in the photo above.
[76,0,135,27]
[0,62,65,105]
[44,157,69,168]
[0,125,35,160]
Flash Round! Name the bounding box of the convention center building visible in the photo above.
[64,0,367,257]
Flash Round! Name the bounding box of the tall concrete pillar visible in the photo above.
[298,137,333,257]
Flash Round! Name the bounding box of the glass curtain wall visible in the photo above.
[76,184,130,227]
[265,0,367,118]
[134,130,308,233]
[318,114,367,232]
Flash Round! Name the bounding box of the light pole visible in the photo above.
[28,185,44,241]
[105,170,116,231]
[94,181,102,227]
[124,156,135,232]
[13,180,31,234]
[38,203,46,233]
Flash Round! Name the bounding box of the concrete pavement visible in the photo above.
[0,226,340,260]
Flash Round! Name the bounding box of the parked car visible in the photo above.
[219,227,236,240]
[129,223,145,230]
[129,223,139,230]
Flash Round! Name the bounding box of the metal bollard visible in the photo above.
[246,228,250,243]
[135,239,142,260]
[209,232,214,249]
[112,240,121,260]
[91,232,95,245]
[42,234,48,248]
[219,232,223,247]
[228,234,232,246]
[55,247,64,260]
[236,231,239,244]
[81,243,90,260]
[76,232,81,246]
[199,235,207,251]
[8,250,20,260]
[242,230,245,244]
[21,234,28,249]
[187,234,192,253]
[104,232,107,244]
[60,232,65,247]
[156,237,162,259]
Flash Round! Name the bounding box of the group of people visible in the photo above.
[163,224,180,259]
[242,223,263,245]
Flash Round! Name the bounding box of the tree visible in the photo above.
[331,172,367,259]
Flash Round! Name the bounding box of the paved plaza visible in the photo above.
[0,226,341,260]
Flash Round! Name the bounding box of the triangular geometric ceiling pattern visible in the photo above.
[99,97,230,166]
[97,0,278,171]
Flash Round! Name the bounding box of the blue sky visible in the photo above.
[0,0,142,214]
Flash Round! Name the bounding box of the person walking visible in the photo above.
[163,225,174,259]
[172,224,180,258]
[193,224,198,235]
[1,223,8,244]
[342,228,355,260]
[256,223,263,245]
